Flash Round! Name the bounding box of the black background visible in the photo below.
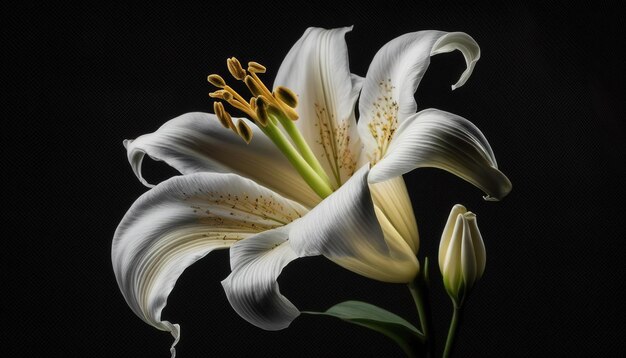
[7,1,625,357]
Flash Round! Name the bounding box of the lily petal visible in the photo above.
[369,109,512,201]
[112,172,307,356]
[291,165,419,283]
[123,112,320,207]
[222,227,300,330]
[220,166,418,331]
[274,27,362,187]
[370,177,419,253]
[358,31,480,162]
[438,204,468,270]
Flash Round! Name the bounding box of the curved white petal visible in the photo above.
[460,216,477,288]
[274,27,362,187]
[220,167,419,331]
[124,112,320,207]
[290,165,419,283]
[465,213,486,280]
[443,214,465,295]
[438,204,467,270]
[369,109,512,201]
[369,177,419,253]
[358,31,480,163]
[221,227,300,330]
[112,173,307,355]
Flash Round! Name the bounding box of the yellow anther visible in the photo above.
[209,90,233,101]
[214,101,224,117]
[208,74,226,88]
[248,61,266,73]
[223,111,236,130]
[255,96,269,127]
[274,86,298,108]
[213,102,232,129]
[236,119,253,143]
[227,57,246,80]
[209,90,223,99]
[249,97,257,111]
[244,75,264,97]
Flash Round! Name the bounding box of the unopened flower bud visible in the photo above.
[438,204,486,306]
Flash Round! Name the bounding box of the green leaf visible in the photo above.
[303,301,424,357]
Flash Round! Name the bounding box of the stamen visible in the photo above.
[244,75,264,97]
[214,101,224,117]
[236,119,253,143]
[274,86,298,108]
[255,96,269,126]
[222,91,233,101]
[213,101,234,129]
[207,74,226,88]
[227,57,246,80]
[248,61,266,73]
[209,90,224,99]
[208,90,233,101]
[205,57,334,198]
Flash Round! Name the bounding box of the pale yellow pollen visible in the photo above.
[313,103,356,185]
[367,78,398,164]
[188,189,303,228]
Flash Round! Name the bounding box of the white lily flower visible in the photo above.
[114,26,511,355]
[438,204,486,306]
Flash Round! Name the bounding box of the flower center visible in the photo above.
[207,58,335,199]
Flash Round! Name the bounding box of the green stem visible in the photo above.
[262,123,333,198]
[443,306,462,358]
[408,257,434,357]
[275,114,335,189]
[408,282,429,342]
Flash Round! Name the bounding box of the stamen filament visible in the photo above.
[262,123,333,198]
[270,111,336,190]
[223,85,249,107]
[208,59,337,197]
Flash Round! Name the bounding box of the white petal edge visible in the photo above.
[358,31,480,160]
[290,165,419,283]
[369,109,512,201]
[123,112,320,208]
[221,226,300,330]
[274,26,362,187]
[112,172,307,356]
